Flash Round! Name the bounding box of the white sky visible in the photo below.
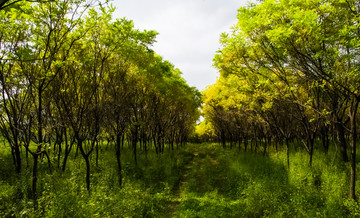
[112,0,249,91]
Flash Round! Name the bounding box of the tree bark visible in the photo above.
[84,155,91,191]
[309,136,314,167]
[95,140,99,167]
[132,126,138,165]
[320,126,329,154]
[14,144,21,174]
[336,122,349,162]
[115,134,122,187]
[32,151,39,210]
[221,130,226,148]
[349,99,358,200]
[78,139,92,191]
[286,138,290,168]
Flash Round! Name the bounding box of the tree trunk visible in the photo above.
[321,127,329,154]
[32,152,39,210]
[286,138,290,168]
[57,141,62,169]
[161,138,165,153]
[171,137,174,151]
[62,131,70,172]
[62,136,74,173]
[62,151,70,172]
[336,122,349,162]
[78,139,91,191]
[132,127,138,165]
[154,136,158,154]
[115,134,122,187]
[14,144,21,174]
[38,84,44,145]
[244,137,248,152]
[221,130,226,148]
[95,140,99,167]
[349,99,358,200]
[309,136,314,167]
[84,155,91,191]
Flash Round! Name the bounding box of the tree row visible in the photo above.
[198,0,360,200]
[0,0,200,207]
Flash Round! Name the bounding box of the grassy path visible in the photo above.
[167,145,220,217]
[167,147,199,216]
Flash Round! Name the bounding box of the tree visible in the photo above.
[210,0,360,199]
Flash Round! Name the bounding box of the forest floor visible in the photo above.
[0,143,359,217]
[164,143,358,217]
[167,146,203,216]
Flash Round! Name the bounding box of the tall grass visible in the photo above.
[0,142,359,217]
[176,142,358,217]
[0,143,194,217]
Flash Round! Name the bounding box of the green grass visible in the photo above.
[0,142,359,217]
[175,143,358,217]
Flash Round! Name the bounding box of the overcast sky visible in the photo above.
[112,0,249,91]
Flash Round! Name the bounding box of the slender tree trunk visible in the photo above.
[26,147,29,167]
[121,135,125,150]
[161,138,165,153]
[238,137,242,150]
[38,85,43,145]
[286,138,290,168]
[349,99,359,200]
[14,144,21,174]
[62,132,73,172]
[132,127,138,165]
[78,139,91,191]
[84,155,91,191]
[95,140,99,167]
[221,130,226,148]
[244,137,248,152]
[32,151,39,210]
[157,135,162,153]
[154,136,158,154]
[321,127,329,154]
[309,136,314,167]
[62,150,70,172]
[336,122,349,162]
[57,140,62,168]
[115,134,122,187]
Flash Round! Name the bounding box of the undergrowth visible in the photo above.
[0,142,359,217]
[175,143,358,217]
